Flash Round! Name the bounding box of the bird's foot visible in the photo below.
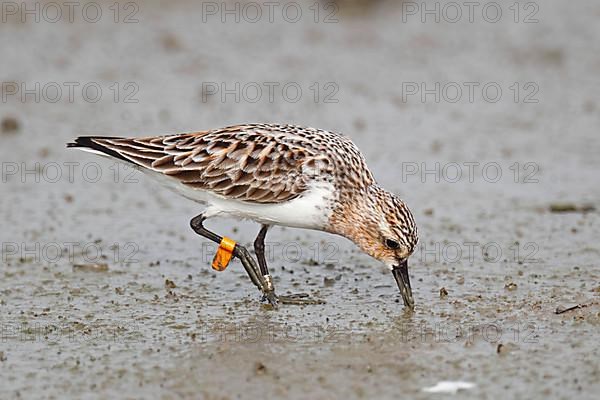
[259,274,324,307]
[277,293,326,305]
[261,290,280,309]
[261,291,325,307]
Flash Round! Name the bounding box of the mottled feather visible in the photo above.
[74,124,374,204]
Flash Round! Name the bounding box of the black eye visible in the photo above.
[385,239,400,249]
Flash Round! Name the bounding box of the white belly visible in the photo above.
[144,168,335,230]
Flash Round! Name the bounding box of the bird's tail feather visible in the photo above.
[67,136,132,163]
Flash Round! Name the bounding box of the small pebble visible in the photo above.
[255,362,267,375]
[439,287,448,299]
[1,117,19,134]
[165,279,177,289]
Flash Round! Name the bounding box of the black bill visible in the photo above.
[392,260,415,310]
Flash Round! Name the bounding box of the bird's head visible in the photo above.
[330,185,418,309]
[373,189,418,310]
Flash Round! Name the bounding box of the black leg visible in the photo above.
[190,214,266,297]
[191,214,325,307]
[253,225,278,305]
[253,225,270,276]
[252,225,325,306]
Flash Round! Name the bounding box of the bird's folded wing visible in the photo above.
[85,126,321,204]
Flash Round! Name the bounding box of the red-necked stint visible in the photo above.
[68,124,418,309]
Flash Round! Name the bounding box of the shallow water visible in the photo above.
[1,1,599,399]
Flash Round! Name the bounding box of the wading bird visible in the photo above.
[68,124,418,309]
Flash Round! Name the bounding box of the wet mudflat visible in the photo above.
[1,1,600,399]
